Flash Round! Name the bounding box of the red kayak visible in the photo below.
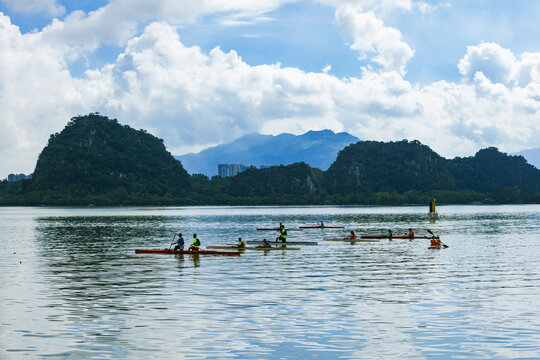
[428,245,442,249]
[135,248,241,256]
[299,225,344,229]
[361,235,430,239]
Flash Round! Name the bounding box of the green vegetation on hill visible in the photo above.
[2,113,190,205]
[324,140,455,194]
[1,114,539,205]
[448,147,540,194]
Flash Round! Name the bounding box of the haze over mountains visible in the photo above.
[175,130,360,177]
[176,130,540,177]
[513,148,540,169]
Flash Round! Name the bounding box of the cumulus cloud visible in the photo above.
[458,42,516,85]
[0,13,95,177]
[0,6,539,178]
[2,0,65,16]
[459,42,540,97]
[335,5,414,74]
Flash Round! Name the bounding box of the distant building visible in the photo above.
[7,173,32,182]
[218,163,250,177]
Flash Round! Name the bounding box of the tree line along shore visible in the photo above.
[1,113,539,206]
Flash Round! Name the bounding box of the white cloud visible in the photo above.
[39,0,294,51]
[316,0,412,13]
[0,13,95,177]
[458,42,516,85]
[316,0,445,15]
[335,5,414,74]
[1,0,65,16]
[459,42,540,92]
[513,52,540,88]
[0,7,539,178]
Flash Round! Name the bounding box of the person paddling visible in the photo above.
[408,228,415,239]
[387,229,393,239]
[237,237,246,248]
[430,236,441,247]
[189,234,201,251]
[348,230,356,239]
[320,221,324,228]
[257,239,272,248]
[277,224,287,242]
[173,233,185,250]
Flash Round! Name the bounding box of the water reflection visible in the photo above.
[0,205,538,359]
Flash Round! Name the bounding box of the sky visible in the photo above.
[0,0,539,178]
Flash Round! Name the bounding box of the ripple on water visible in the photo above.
[0,205,539,359]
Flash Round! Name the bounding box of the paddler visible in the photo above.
[408,228,415,238]
[237,237,246,248]
[320,221,324,227]
[276,224,287,242]
[257,239,272,248]
[430,236,441,247]
[189,233,201,251]
[387,229,393,239]
[348,230,356,239]
[173,233,185,250]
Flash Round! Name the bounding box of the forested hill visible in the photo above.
[14,113,191,204]
[449,147,540,194]
[319,140,540,202]
[324,140,455,194]
[0,115,539,205]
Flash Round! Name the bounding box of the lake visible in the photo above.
[1,205,539,359]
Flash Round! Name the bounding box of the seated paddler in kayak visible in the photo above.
[408,228,414,238]
[188,234,201,251]
[430,236,441,247]
[276,224,287,242]
[320,221,324,227]
[173,233,185,250]
[257,239,272,248]
[347,230,356,239]
[237,237,246,248]
[387,229,393,239]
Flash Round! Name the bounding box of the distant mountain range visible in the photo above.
[513,148,540,169]
[175,130,360,176]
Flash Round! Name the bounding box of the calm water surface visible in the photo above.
[0,205,539,359]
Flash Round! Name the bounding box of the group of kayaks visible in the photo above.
[134,224,447,256]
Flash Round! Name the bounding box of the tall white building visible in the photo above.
[218,163,249,177]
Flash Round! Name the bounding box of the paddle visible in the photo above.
[427,229,448,248]
[168,233,177,250]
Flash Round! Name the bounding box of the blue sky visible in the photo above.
[0,0,539,177]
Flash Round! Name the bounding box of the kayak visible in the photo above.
[207,246,300,251]
[323,238,379,242]
[256,228,302,232]
[428,243,448,249]
[360,235,430,239]
[246,240,318,246]
[135,248,241,256]
[299,225,344,229]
